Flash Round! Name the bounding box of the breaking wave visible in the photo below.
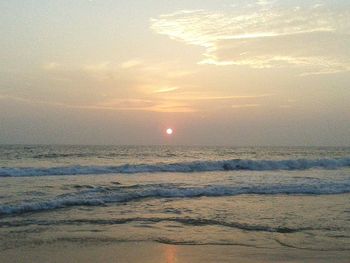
[1,182,350,216]
[1,157,350,177]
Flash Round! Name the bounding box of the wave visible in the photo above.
[1,157,350,177]
[32,153,94,159]
[32,152,132,159]
[1,182,350,216]
[0,217,312,234]
[0,158,350,177]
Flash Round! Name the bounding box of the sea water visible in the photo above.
[0,145,349,252]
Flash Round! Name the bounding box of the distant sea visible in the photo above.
[1,145,350,252]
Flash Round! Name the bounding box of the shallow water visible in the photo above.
[0,145,350,254]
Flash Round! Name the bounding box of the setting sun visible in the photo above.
[166,128,173,135]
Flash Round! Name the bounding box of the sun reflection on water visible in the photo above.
[165,245,177,263]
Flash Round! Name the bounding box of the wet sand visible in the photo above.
[1,242,349,263]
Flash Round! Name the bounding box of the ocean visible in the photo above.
[0,145,350,259]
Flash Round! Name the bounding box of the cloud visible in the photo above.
[160,93,272,101]
[153,86,179,93]
[120,59,144,69]
[82,62,115,72]
[231,104,260,108]
[88,98,196,113]
[151,3,350,75]
[0,89,268,113]
[34,58,270,113]
[34,59,200,113]
[256,0,276,6]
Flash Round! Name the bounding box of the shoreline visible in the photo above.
[1,241,349,263]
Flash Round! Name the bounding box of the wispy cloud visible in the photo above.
[256,0,276,7]
[120,59,144,69]
[34,57,271,113]
[0,89,268,113]
[153,86,179,93]
[82,62,116,72]
[0,93,193,113]
[151,3,350,75]
[162,93,272,101]
[231,104,260,108]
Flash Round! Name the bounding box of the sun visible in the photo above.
[166,128,173,135]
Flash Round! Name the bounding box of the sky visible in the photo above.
[0,0,349,146]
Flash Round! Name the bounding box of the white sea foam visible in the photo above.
[1,182,350,216]
[0,157,350,177]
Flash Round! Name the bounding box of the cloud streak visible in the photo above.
[151,3,350,74]
[0,90,269,113]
